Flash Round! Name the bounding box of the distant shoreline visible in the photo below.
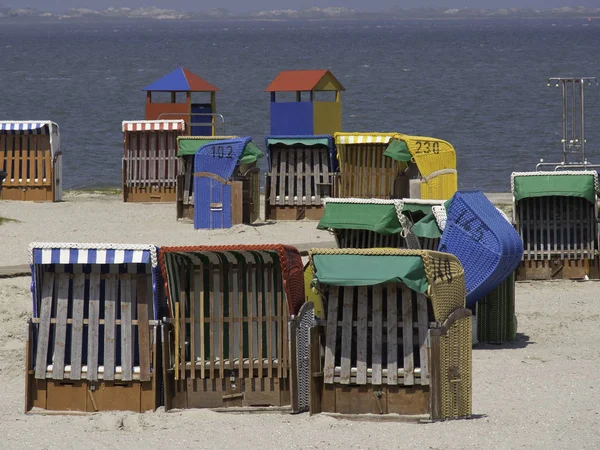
[1,16,599,23]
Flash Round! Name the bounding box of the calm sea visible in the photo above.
[0,18,599,192]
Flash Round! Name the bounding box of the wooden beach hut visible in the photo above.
[0,121,62,202]
[334,132,457,200]
[306,248,472,419]
[143,67,221,136]
[264,135,337,220]
[158,244,305,410]
[511,171,599,280]
[122,120,185,202]
[266,70,344,136]
[192,137,263,229]
[25,243,163,413]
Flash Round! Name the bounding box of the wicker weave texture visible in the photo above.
[476,272,517,343]
[420,171,458,201]
[439,314,472,419]
[439,191,523,307]
[398,134,457,201]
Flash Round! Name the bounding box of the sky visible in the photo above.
[4,0,599,13]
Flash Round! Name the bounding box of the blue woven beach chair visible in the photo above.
[193,137,248,229]
[438,191,523,307]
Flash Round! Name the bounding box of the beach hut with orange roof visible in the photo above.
[265,69,344,136]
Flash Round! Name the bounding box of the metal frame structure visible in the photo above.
[537,77,598,171]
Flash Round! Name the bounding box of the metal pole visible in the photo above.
[571,79,576,157]
[580,78,585,161]
[562,79,567,163]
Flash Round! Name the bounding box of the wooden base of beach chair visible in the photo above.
[516,257,600,281]
[168,376,290,410]
[320,384,430,417]
[25,378,157,413]
[0,185,54,202]
[123,185,176,203]
[265,205,324,221]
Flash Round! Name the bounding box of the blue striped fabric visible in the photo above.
[0,122,50,134]
[31,247,152,266]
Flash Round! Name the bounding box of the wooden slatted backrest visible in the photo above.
[333,231,439,251]
[173,257,289,382]
[33,265,155,382]
[335,230,405,249]
[322,282,431,387]
[517,196,596,260]
[124,130,179,187]
[0,133,52,187]
[337,144,403,199]
[267,145,332,206]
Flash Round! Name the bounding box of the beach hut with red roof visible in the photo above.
[143,67,220,136]
[265,69,344,135]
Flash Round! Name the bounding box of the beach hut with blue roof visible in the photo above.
[143,67,220,136]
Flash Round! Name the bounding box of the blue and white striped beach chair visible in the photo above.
[25,242,164,413]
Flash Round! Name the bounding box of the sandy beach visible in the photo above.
[1,192,599,449]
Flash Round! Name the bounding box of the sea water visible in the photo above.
[0,18,599,192]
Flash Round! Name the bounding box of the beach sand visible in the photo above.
[1,192,598,449]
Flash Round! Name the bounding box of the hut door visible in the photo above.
[191,104,212,137]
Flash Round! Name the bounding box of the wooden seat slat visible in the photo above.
[323,288,339,384]
[371,284,383,385]
[104,274,117,381]
[35,273,54,380]
[69,274,85,380]
[120,276,134,381]
[51,273,69,379]
[137,274,151,382]
[340,286,353,384]
[356,286,368,384]
[87,273,101,381]
[386,283,398,386]
[402,286,415,386]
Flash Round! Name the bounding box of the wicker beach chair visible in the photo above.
[438,191,523,308]
[511,171,599,280]
[306,248,471,420]
[264,135,336,220]
[317,197,444,250]
[0,121,62,202]
[334,132,457,200]
[158,244,305,410]
[121,120,185,202]
[192,137,263,228]
[25,242,163,413]
[434,203,519,344]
